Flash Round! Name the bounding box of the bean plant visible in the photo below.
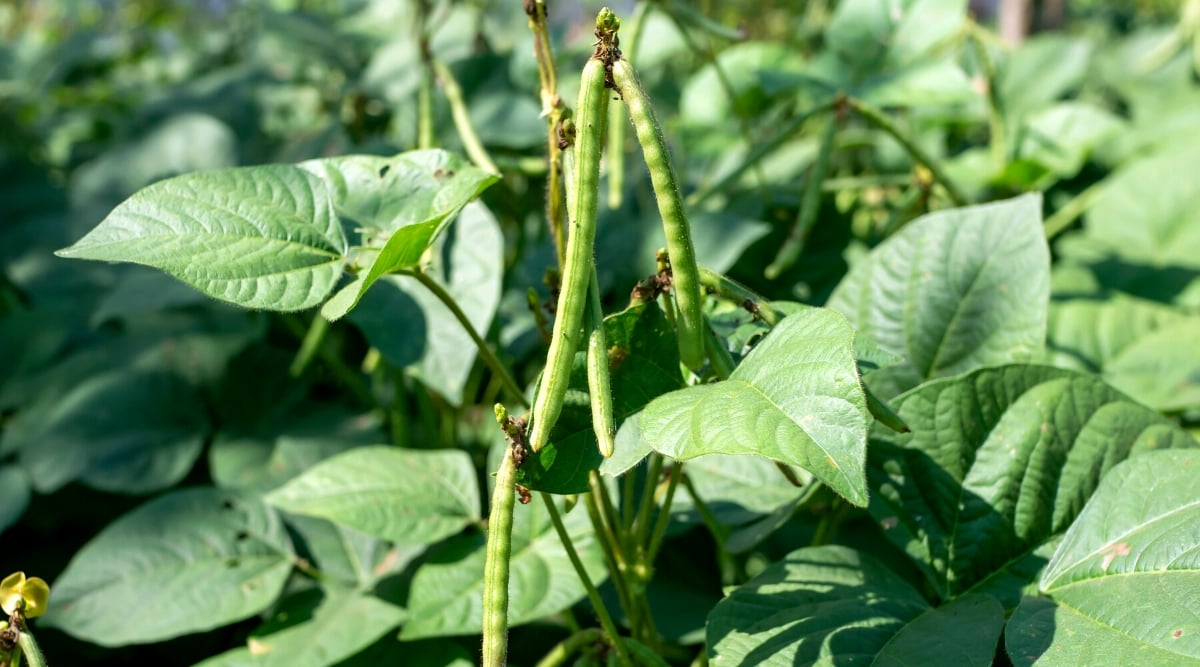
[3,1,1200,666]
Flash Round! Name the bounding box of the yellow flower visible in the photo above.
[0,572,50,619]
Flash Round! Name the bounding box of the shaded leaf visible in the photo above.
[868,365,1196,599]
[42,488,294,646]
[265,447,480,546]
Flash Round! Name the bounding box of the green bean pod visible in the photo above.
[527,55,609,454]
[586,267,616,457]
[481,446,517,667]
[611,58,706,371]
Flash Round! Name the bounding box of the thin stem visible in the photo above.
[583,491,637,636]
[645,461,683,563]
[591,470,631,567]
[967,21,1007,171]
[482,450,518,667]
[697,267,782,327]
[289,315,330,377]
[1044,180,1105,240]
[687,98,837,207]
[541,495,634,667]
[404,270,527,408]
[526,0,567,266]
[703,317,737,380]
[634,454,665,551]
[280,314,378,409]
[682,472,737,585]
[534,628,605,667]
[430,56,500,175]
[664,6,767,199]
[765,110,838,279]
[847,96,968,206]
[608,2,651,210]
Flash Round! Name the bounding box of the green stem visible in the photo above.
[430,56,500,175]
[645,461,683,563]
[289,315,330,377]
[16,627,46,667]
[697,266,782,326]
[1043,180,1105,240]
[703,317,737,380]
[404,270,527,408]
[847,97,968,206]
[280,314,378,409]
[681,472,737,585]
[525,0,567,266]
[633,454,665,551]
[664,7,767,199]
[482,450,518,667]
[541,495,634,667]
[687,99,837,207]
[608,3,651,210]
[534,628,605,667]
[583,490,637,637]
[967,22,1008,171]
[765,110,837,279]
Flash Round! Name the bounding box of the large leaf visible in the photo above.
[1017,102,1125,178]
[401,492,605,639]
[1081,147,1200,270]
[348,202,503,404]
[868,364,1196,600]
[707,545,1003,666]
[0,465,30,536]
[826,0,966,71]
[194,587,405,667]
[264,446,480,546]
[1006,449,1200,665]
[42,488,294,646]
[4,369,208,494]
[640,307,870,506]
[56,165,348,311]
[307,151,498,320]
[520,300,685,494]
[828,194,1050,396]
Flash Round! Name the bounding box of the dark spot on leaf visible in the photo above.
[433,168,454,179]
[235,530,249,541]
[221,499,236,511]
[379,165,390,178]
[1174,630,1183,638]
[226,558,240,568]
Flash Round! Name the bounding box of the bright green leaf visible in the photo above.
[869,365,1196,599]
[251,588,405,667]
[640,307,870,506]
[828,194,1050,395]
[264,447,480,545]
[42,488,294,646]
[56,165,348,311]
[1003,450,1200,664]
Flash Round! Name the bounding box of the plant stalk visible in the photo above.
[847,97,968,206]
[430,56,500,175]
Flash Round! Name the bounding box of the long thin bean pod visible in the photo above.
[765,111,837,279]
[527,17,614,454]
[586,267,616,457]
[482,406,520,667]
[611,57,706,371]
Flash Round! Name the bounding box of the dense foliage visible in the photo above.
[2,1,1199,665]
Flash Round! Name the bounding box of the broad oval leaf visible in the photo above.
[195,587,405,667]
[56,165,348,311]
[401,493,605,639]
[828,194,1050,396]
[869,365,1197,600]
[708,546,1003,667]
[640,307,870,507]
[42,488,294,646]
[1003,449,1200,665]
[264,446,480,546]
